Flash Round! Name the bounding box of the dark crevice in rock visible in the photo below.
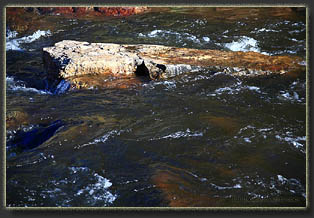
[135,61,150,77]
[156,64,166,72]
[149,63,167,80]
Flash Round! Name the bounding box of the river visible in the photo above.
[5,7,306,207]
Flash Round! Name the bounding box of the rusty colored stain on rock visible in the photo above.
[96,7,148,16]
[18,7,148,16]
[6,7,148,34]
[68,74,145,90]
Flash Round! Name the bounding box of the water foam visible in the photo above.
[75,130,121,149]
[209,81,263,96]
[37,166,117,206]
[139,29,204,45]
[70,167,117,205]
[6,76,51,95]
[275,135,306,150]
[150,128,203,141]
[6,30,51,51]
[278,90,304,103]
[227,174,306,201]
[235,124,305,152]
[210,183,242,190]
[223,36,270,55]
[153,80,177,90]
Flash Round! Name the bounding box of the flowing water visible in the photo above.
[5,7,306,207]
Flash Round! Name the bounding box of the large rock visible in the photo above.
[43,40,305,91]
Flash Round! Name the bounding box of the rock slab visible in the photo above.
[43,40,305,90]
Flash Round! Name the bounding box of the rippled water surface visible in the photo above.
[6,7,306,207]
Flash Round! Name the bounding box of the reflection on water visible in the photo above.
[6,7,306,207]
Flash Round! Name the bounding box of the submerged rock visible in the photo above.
[7,120,64,152]
[43,40,305,91]
[200,115,240,135]
[151,164,223,207]
[6,111,30,130]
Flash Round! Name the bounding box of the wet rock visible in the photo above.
[43,40,305,91]
[7,120,64,152]
[151,164,222,207]
[6,8,58,35]
[36,7,74,15]
[67,74,146,90]
[95,7,148,16]
[200,115,240,135]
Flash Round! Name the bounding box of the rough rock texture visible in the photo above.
[43,40,305,90]
[22,7,148,16]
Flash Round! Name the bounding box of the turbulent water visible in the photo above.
[6,8,306,207]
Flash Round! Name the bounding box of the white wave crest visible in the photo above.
[38,166,117,206]
[139,29,203,44]
[150,128,203,141]
[6,76,51,94]
[224,36,266,54]
[6,30,51,51]
[75,130,121,149]
[209,81,263,96]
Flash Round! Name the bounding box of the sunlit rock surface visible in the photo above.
[43,40,305,90]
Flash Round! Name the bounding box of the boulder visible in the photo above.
[7,120,64,152]
[43,40,305,91]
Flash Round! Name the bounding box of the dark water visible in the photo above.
[6,8,306,207]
